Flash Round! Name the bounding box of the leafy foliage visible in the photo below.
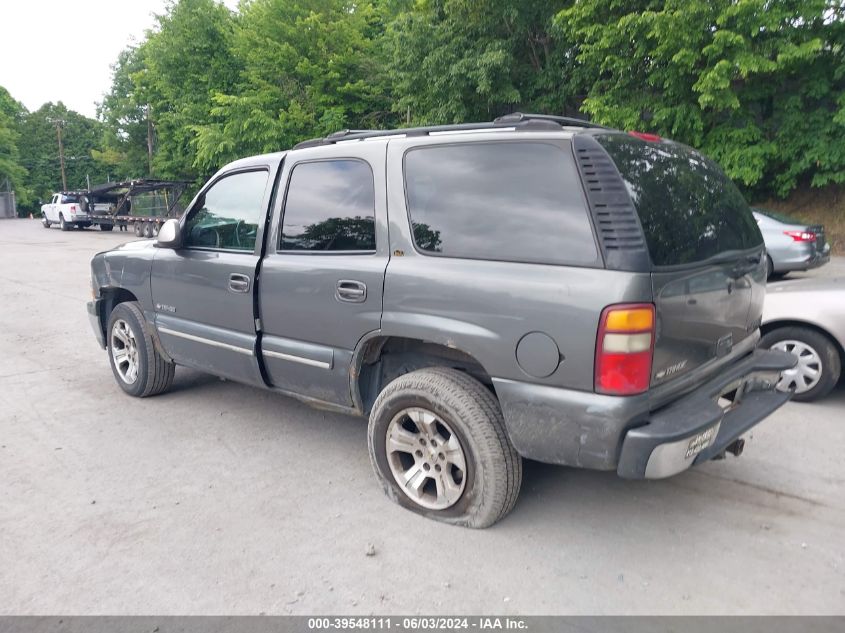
[192,0,396,171]
[386,0,576,124]
[0,87,28,205]
[557,0,845,196]
[5,0,845,210]
[95,47,152,180]
[139,0,241,180]
[16,102,111,208]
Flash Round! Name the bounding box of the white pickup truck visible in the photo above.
[41,192,93,230]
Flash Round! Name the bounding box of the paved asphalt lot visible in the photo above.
[1,218,843,615]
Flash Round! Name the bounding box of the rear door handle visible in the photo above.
[228,273,251,293]
[336,280,367,303]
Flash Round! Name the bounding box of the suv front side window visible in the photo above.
[183,169,269,252]
[280,160,376,252]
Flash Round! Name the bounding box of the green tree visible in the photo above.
[96,47,152,180]
[0,86,29,209]
[386,0,577,125]
[557,0,845,196]
[193,0,395,170]
[16,102,110,207]
[139,0,240,180]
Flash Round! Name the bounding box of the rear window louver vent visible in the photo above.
[572,135,651,272]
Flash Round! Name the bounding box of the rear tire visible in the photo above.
[761,326,841,402]
[368,367,522,528]
[143,222,154,238]
[59,215,69,231]
[766,255,774,279]
[134,222,143,237]
[107,301,175,398]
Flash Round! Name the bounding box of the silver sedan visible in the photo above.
[761,277,844,401]
[753,208,830,278]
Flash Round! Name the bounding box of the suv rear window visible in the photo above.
[404,142,598,266]
[597,134,762,266]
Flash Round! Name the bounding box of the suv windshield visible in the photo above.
[597,134,762,266]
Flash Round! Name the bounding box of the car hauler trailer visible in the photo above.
[85,179,190,236]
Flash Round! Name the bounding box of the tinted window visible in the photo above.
[404,142,597,265]
[184,170,268,251]
[281,160,375,251]
[597,134,762,266]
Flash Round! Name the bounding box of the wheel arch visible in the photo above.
[351,335,496,415]
[98,287,140,341]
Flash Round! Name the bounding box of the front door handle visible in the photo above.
[336,279,367,303]
[228,273,251,293]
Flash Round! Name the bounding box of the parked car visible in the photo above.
[87,113,795,528]
[752,208,830,278]
[41,192,92,230]
[761,278,844,402]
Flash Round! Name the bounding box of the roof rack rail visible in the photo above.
[326,129,380,140]
[494,112,611,130]
[292,112,606,149]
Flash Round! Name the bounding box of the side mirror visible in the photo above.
[155,218,182,249]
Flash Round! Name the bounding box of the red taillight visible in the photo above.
[784,230,815,242]
[628,131,662,142]
[595,303,655,396]
[69,205,77,213]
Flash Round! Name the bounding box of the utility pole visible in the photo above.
[56,120,67,191]
[146,105,154,177]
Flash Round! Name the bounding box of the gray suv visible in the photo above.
[87,113,795,528]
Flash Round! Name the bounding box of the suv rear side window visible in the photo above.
[281,160,376,252]
[597,134,762,266]
[404,142,598,265]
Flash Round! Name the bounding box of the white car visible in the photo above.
[761,277,845,401]
[41,192,92,230]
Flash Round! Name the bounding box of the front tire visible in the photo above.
[42,217,51,228]
[761,326,841,402]
[100,224,114,232]
[368,367,522,528]
[107,301,175,397]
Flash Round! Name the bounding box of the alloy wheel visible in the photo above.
[110,319,140,384]
[385,407,467,510]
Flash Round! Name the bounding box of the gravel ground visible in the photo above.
[1,218,843,615]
